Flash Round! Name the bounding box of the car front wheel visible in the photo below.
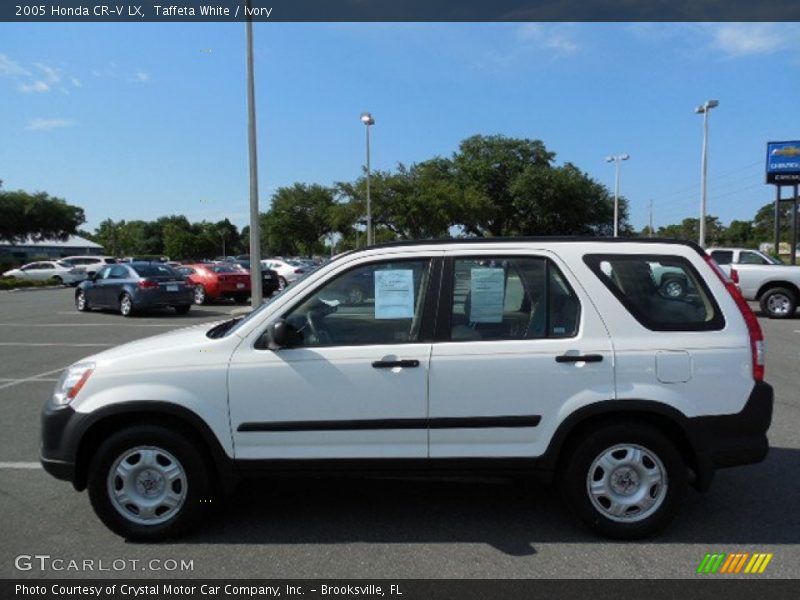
[193,285,207,305]
[87,425,212,541]
[76,290,90,312]
[559,422,686,539]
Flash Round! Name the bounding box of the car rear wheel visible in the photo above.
[559,422,686,539]
[75,290,90,312]
[193,285,207,305]
[760,287,796,319]
[119,293,134,317]
[51,276,63,285]
[87,425,212,541]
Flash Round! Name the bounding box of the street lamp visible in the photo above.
[605,153,630,237]
[360,111,375,246]
[695,99,719,248]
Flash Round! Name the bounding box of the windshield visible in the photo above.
[132,264,180,277]
[210,265,240,274]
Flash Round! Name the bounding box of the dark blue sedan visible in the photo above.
[75,262,194,317]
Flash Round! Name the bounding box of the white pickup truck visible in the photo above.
[708,247,800,318]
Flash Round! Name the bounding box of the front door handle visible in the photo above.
[372,359,420,369]
[555,354,604,363]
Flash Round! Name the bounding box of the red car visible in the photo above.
[177,264,251,304]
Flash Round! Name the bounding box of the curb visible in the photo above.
[230,306,254,317]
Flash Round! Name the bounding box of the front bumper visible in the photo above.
[40,404,79,485]
[687,380,773,491]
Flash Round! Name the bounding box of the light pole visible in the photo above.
[695,99,719,248]
[245,0,262,306]
[605,154,630,237]
[360,112,375,246]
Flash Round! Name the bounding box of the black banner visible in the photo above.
[3,580,800,600]
[2,0,800,23]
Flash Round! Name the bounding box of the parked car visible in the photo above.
[177,264,251,305]
[42,238,772,541]
[74,262,193,316]
[60,255,118,277]
[234,260,280,297]
[261,258,307,289]
[708,247,800,318]
[2,260,86,285]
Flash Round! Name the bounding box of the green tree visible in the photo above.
[452,134,555,237]
[0,188,85,243]
[263,184,335,255]
[657,216,724,244]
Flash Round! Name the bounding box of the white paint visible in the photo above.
[0,462,42,469]
[0,367,66,390]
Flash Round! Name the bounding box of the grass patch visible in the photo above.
[0,277,61,290]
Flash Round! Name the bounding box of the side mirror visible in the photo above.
[263,319,302,350]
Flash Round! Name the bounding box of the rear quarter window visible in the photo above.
[583,254,725,332]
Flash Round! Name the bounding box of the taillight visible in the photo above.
[703,255,764,381]
[137,279,159,289]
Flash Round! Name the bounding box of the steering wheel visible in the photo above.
[305,312,322,343]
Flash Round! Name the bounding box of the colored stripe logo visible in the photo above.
[697,553,773,574]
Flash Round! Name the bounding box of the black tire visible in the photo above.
[659,276,686,299]
[119,293,134,317]
[559,422,686,539]
[193,285,207,305]
[759,287,797,319]
[75,289,90,312]
[174,304,191,315]
[87,425,213,541]
[278,276,288,290]
[234,294,249,304]
[51,276,63,285]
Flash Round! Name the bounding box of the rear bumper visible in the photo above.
[687,381,773,491]
[133,289,193,307]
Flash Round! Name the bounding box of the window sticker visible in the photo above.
[374,269,415,319]
[469,267,505,323]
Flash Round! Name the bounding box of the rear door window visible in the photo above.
[449,257,580,341]
[709,250,733,265]
[584,254,724,331]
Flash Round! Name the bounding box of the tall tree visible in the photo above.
[0,188,85,243]
[263,184,335,256]
[452,134,555,237]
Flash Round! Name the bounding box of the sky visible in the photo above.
[1,22,799,234]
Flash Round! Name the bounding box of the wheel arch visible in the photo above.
[539,400,704,490]
[755,280,800,301]
[73,401,237,494]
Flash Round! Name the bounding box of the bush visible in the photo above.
[0,277,60,290]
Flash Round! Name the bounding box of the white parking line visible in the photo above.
[0,462,42,469]
[0,378,58,383]
[0,367,66,390]
[0,343,112,347]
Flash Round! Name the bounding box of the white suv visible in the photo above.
[41,239,773,541]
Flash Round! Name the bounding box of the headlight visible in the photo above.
[51,363,94,407]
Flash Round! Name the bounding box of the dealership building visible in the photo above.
[0,235,105,262]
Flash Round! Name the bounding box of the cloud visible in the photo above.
[71,77,81,87]
[0,53,28,77]
[131,69,150,83]
[516,24,579,56]
[34,62,61,84]
[18,80,50,93]
[26,118,75,131]
[710,23,789,57]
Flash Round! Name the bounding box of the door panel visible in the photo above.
[429,252,615,458]
[228,256,437,460]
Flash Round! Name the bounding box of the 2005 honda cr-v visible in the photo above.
[41,238,773,540]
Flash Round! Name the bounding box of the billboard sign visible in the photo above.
[766,141,800,184]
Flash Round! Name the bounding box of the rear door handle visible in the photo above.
[372,359,420,369]
[555,354,604,363]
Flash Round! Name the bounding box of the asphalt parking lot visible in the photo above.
[0,287,798,579]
